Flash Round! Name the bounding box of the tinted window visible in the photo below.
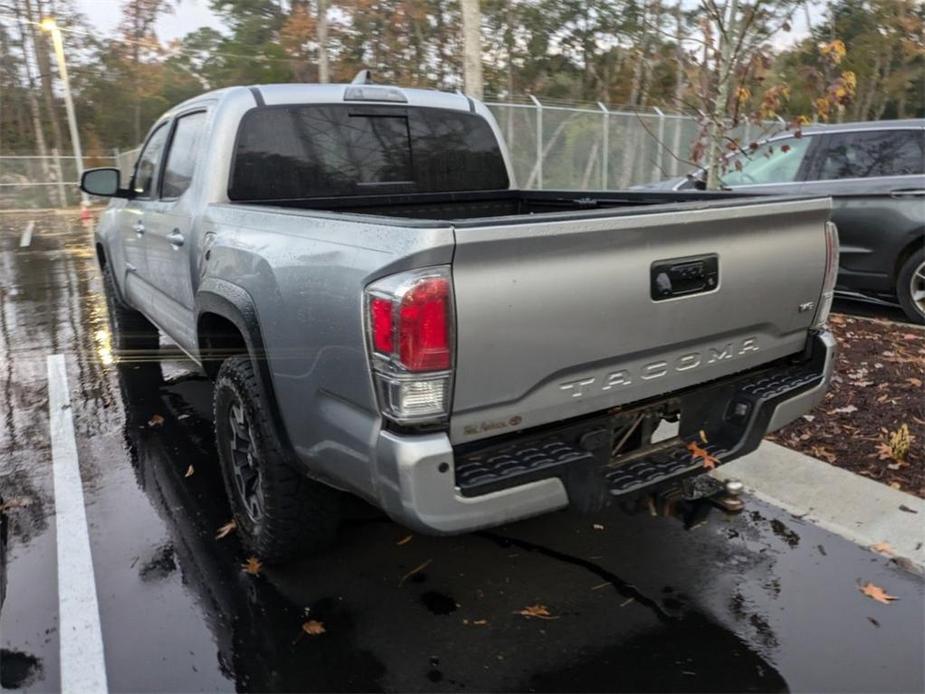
[133,124,169,198]
[816,130,925,180]
[162,112,207,199]
[721,135,813,186]
[229,105,509,200]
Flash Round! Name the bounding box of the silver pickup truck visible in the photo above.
[81,82,838,562]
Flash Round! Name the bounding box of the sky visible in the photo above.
[76,0,222,42]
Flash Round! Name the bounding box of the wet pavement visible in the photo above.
[1,211,923,693]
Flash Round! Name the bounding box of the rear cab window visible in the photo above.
[228,105,509,200]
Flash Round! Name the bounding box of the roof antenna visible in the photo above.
[351,69,373,85]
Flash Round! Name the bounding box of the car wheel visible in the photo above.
[213,355,342,562]
[896,249,925,325]
[102,261,160,355]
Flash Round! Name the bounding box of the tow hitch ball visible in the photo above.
[650,477,746,528]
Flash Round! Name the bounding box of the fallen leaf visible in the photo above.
[0,497,33,512]
[302,620,326,635]
[241,556,263,575]
[870,541,895,556]
[828,405,858,415]
[148,414,165,428]
[874,443,894,461]
[859,582,898,604]
[699,429,708,443]
[398,558,432,587]
[515,604,559,620]
[396,534,413,546]
[184,465,195,478]
[215,519,237,539]
[907,377,922,388]
[687,441,719,470]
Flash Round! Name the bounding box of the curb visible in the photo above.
[713,440,925,573]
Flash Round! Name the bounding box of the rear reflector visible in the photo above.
[370,297,394,353]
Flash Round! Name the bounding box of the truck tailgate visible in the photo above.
[449,197,832,444]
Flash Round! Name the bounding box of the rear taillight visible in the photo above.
[365,267,454,424]
[812,221,840,329]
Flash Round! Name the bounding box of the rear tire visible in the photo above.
[101,261,160,355]
[213,355,342,562]
[896,249,925,325]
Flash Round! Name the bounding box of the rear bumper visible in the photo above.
[373,330,835,535]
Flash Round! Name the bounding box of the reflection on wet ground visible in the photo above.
[1,212,923,693]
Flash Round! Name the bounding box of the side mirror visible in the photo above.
[81,168,128,198]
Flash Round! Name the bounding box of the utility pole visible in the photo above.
[460,0,483,99]
[41,17,86,203]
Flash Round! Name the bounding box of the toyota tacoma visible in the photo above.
[81,80,838,561]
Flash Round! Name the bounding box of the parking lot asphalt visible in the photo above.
[1,211,923,693]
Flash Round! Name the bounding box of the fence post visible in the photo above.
[743,118,752,148]
[653,107,666,182]
[52,148,67,208]
[598,102,609,190]
[529,94,543,189]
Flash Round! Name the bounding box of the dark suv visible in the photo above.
[644,120,925,323]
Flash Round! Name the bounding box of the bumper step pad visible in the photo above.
[455,439,597,498]
[454,341,827,502]
[604,442,726,497]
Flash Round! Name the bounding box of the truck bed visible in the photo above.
[238,188,759,224]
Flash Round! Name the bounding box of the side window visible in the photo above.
[162,112,208,199]
[721,136,813,187]
[133,124,170,198]
[816,130,925,180]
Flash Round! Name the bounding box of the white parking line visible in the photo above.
[19,220,35,248]
[47,354,109,694]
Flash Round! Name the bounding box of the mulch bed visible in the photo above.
[768,313,925,499]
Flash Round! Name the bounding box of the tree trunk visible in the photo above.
[460,0,483,99]
[705,0,739,190]
[317,0,329,83]
[14,0,58,204]
[670,1,686,176]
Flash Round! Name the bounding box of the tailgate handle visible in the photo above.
[651,254,719,301]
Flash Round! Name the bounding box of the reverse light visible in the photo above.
[812,221,840,329]
[365,267,454,424]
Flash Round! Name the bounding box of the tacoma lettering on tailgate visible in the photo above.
[559,338,760,398]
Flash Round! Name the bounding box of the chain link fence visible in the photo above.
[0,99,778,209]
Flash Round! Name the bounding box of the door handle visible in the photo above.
[168,229,185,248]
[133,220,145,235]
[890,189,925,199]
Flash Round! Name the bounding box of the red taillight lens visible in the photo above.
[399,277,451,371]
[369,297,394,354]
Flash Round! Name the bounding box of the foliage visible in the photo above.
[0,0,921,158]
